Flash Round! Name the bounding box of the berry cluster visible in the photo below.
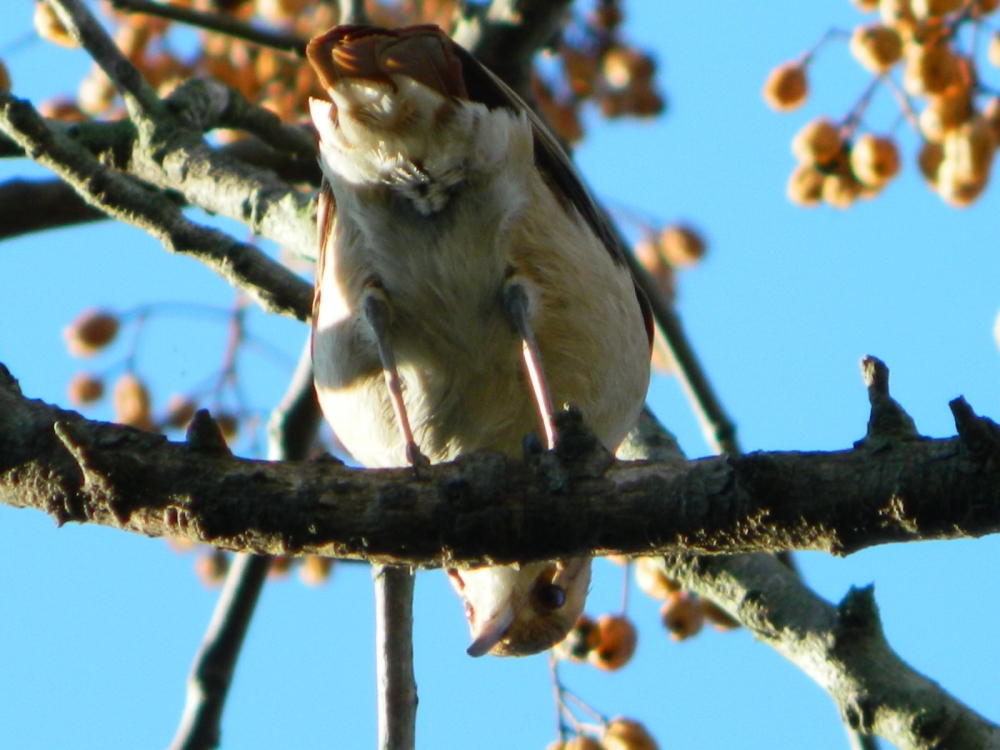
[19,0,664,149]
[535,0,665,145]
[546,718,659,750]
[765,0,1000,208]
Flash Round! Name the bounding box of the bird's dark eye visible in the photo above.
[535,583,566,610]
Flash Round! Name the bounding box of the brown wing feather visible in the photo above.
[449,42,654,350]
[311,180,336,354]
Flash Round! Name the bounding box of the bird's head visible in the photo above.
[447,559,591,657]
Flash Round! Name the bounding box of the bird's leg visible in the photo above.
[361,284,428,467]
[503,276,557,450]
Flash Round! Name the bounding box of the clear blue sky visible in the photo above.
[2,3,999,749]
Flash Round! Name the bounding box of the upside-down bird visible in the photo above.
[307,24,651,657]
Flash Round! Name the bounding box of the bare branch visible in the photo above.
[167,553,270,750]
[110,0,308,57]
[0,178,104,239]
[3,361,999,563]
[659,553,1000,750]
[373,566,417,750]
[0,92,311,320]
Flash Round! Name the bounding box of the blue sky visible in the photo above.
[2,2,1000,749]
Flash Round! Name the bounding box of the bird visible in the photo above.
[306,24,652,657]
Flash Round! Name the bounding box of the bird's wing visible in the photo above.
[449,42,655,349]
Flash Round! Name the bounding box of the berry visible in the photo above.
[850,23,903,73]
[633,557,681,600]
[63,308,119,357]
[164,395,198,429]
[702,599,741,631]
[587,614,637,671]
[658,224,706,268]
[299,556,334,586]
[194,550,230,588]
[659,591,705,641]
[34,2,79,48]
[850,134,901,188]
[791,117,842,165]
[112,373,153,429]
[786,163,826,207]
[67,372,104,406]
[554,614,600,662]
[602,718,659,750]
[762,61,808,112]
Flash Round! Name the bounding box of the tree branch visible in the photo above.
[0,92,311,320]
[659,553,1000,750]
[373,565,417,750]
[2,361,998,564]
[0,178,104,239]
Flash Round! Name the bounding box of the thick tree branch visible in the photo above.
[3,363,999,564]
[0,92,311,320]
[659,553,1000,750]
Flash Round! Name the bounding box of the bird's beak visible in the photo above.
[448,566,524,658]
[466,602,517,657]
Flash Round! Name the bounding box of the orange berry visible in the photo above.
[659,591,705,641]
[587,614,637,671]
[633,235,675,302]
[63,308,119,357]
[917,139,944,185]
[702,599,741,631]
[566,736,603,750]
[34,2,79,48]
[822,170,864,209]
[879,0,917,35]
[554,614,601,662]
[164,394,198,429]
[912,0,963,17]
[591,4,624,30]
[978,0,1000,13]
[658,224,706,268]
[602,718,659,750]
[852,0,880,10]
[849,23,903,73]
[164,536,196,554]
[256,0,310,23]
[791,117,842,165]
[634,557,681,600]
[545,742,567,750]
[850,134,901,188]
[38,97,86,121]
[605,554,629,566]
[67,372,104,406]
[0,58,9,91]
[78,65,116,115]
[762,61,808,112]
[194,550,229,587]
[919,89,972,142]
[786,163,825,207]
[562,45,599,98]
[268,556,294,579]
[903,42,958,96]
[943,115,996,183]
[983,97,1000,144]
[215,412,239,441]
[112,372,152,428]
[602,47,654,90]
[299,556,334,586]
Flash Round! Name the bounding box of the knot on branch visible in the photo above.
[524,407,614,492]
[855,356,920,451]
[834,584,884,644]
[0,362,21,394]
[949,396,1000,463]
[185,409,233,454]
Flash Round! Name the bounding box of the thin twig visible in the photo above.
[111,0,308,57]
[372,565,417,750]
[167,553,270,750]
[45,0,164,119]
